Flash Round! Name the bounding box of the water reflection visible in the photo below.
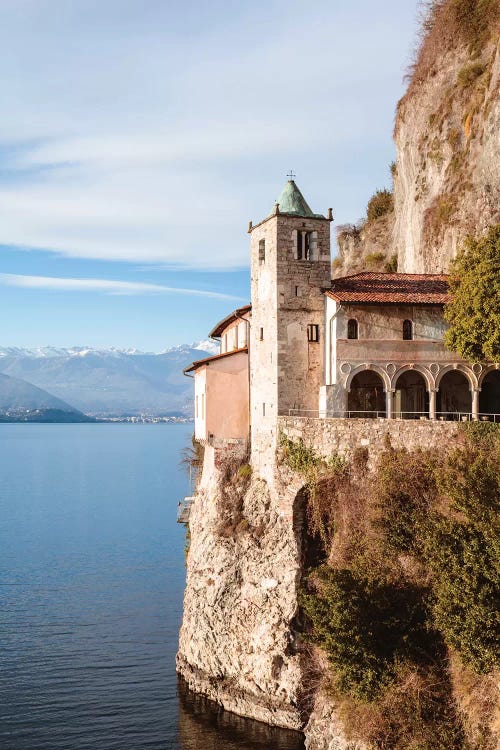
[177,678,305,750]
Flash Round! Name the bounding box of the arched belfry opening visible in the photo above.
[480,370,500,419]
[394,370,428,419]
[437,370,471,419]
[348,370,385,417]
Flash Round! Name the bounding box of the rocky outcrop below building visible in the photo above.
[393,1,500,273]
[177,419,500,749]
[177,443,305,731]
[177,438,369,747]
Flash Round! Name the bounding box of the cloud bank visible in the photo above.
[0,0,416,270]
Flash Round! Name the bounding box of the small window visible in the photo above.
[258,238,265,263]
[297,230,313,260]
[262,402,266,417]
[307,324,319,342]
[201,393,205,419]
[295,285,299,297]
[403,319,413,340]
[260,327,264,341]
[195,395,198,418]
[347,319,358,340]
[234,325,238,349]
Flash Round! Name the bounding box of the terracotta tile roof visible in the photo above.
[326,272,450,305]
[183,347,248,374]
[208,304,251,338]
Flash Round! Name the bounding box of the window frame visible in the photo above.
[307,323,320,342]
[347,319,359,340]
[403,319,413,340]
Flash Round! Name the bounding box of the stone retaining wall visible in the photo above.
[278,416,461,468]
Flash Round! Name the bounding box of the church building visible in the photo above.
[184,179,500,451]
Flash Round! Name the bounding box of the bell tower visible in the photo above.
[248,178,332,474]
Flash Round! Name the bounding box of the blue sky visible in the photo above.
[0,0,419,350]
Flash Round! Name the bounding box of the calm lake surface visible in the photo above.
[0,424,304,750]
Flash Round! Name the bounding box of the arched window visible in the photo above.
[403,319,413,340]
[347,319,358,340]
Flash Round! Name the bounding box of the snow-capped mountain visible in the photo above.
[0,340,219,359]
[0,342,217,416]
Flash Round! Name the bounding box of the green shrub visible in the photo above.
[237,463,252,480]
[384,254,398,273]
[279,434,322,476]
[374,449,438,554]
[302,567,434,701]
[422,438,500,673]
[367,189,393,222]
[365,251,386,266]
[444,224,500,361]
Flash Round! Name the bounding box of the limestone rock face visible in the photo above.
[333,213,396,278]
[304,692,367,750]
[393,39,500,273]
[177,449,305,730]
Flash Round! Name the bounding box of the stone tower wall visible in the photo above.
[249,212,331,479]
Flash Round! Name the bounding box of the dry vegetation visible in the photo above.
[280,426,500,750]
[405,0,500,98]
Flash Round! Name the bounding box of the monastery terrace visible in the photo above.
[184,180,500,451]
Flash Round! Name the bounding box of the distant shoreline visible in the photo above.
[0,414,193,424]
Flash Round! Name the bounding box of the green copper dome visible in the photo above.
[272,180,324,218]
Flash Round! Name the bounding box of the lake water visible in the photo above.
[0,424,304,750]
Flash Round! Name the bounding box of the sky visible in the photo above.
[0,0,421,351]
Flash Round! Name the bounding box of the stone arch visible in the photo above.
[393,368,430,419]
[478,364,500,389]
[347,368,386,417]
[434,364,477,391]
[478,367,500,418]
[345,364,391,393]
[390,364,434,392]
[437,368,473,419]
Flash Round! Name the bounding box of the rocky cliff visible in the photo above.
[334,0,500,278]
[177,444,303,730]
[177,442,358,747]
[393,0,500,272]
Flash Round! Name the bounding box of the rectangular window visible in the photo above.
[307,324,319,342]
[295,285,299,297]
[262,402,266,417]
[258,238,265,263]
[260,327,264,341]
[201,393,205,419]
[234,325,238,349]
[195,395,198,418]
[297,230,313,260]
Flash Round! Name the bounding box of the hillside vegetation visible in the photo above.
[279,425,499,750]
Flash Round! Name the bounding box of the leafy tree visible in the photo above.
[366,189,393,223]
[444,224,500,362]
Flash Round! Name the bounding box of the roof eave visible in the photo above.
[183,346,249,374]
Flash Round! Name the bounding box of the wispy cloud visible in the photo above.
[0,1,416,269]
[0,273,244,300]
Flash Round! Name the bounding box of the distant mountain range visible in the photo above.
[0,373,93,422]
[0,342,217,417]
